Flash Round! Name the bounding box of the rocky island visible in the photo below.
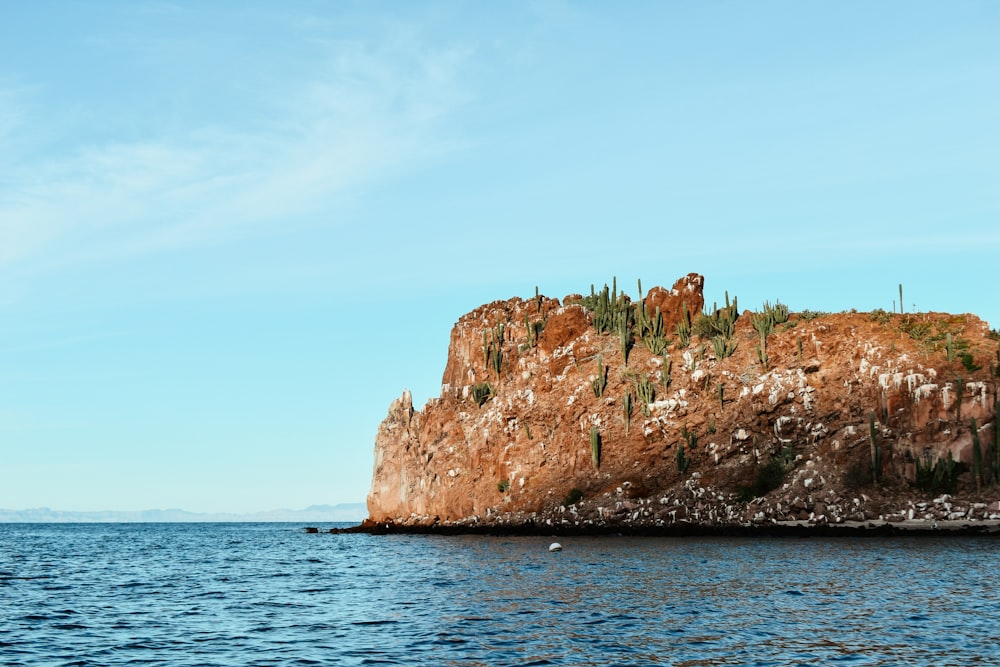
[361,275,1000,535]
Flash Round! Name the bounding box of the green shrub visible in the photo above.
[899,316,931,341]
[497,479,510,493]
[869,308,892,324]
[914,452,960,494]
[960,352,981,372]
[694,293,739,341]
[470,382,494,407]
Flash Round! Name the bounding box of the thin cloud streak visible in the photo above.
[0,38,471,274]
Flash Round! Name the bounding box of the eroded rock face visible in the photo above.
[368,276,1000,528]
[644,273,705,333]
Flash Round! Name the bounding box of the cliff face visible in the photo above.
[368,275,1000,529]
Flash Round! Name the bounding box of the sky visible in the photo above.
[1,1,998,514]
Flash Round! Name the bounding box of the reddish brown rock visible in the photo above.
[367,276,1000,528]
[643,273,705,333]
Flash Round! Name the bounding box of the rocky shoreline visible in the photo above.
[320,486,1000,537]
[321,519,1000,537]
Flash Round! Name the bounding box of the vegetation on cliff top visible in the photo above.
[471,277,999,502]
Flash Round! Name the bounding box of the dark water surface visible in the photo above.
[1,523,998,666]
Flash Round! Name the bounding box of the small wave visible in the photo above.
[52,623,89,631]
[351,619,400,626]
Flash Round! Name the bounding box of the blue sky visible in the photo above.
[1,1,997,513]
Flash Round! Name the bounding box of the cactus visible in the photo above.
[680,424,697,450]
[797,336,803,361]
[772,301,789,325]
[712,334,737,359]
[497,479,510,493]
[482,323,506,378]
[751,309,774,340]
[490,345,503,377]
[617,322,630,366]
[535,285,542,313]
[869,412,881,484]
[756,341,769,371]
[524,318,544,348]
[694,296,739,341]
[644,332,668,356]
[718,382,724,409]
[946,333,956,362]
[676,441,689,473]
[661,357,673,389]
[899,283,904,314]
[641,306,667,354]
[635,375,655,417]
[591,355,607,397]
[590,426,601,469]
[971,417,983,494]
[677,303,692,347]
[622,392,633,433]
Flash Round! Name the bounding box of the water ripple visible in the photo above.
[2,525,1000,665]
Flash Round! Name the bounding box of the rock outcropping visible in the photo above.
[367,275,1000,531]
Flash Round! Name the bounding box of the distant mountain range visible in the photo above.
[0,503,367,523]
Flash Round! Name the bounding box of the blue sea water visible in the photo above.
[1,523,999,666]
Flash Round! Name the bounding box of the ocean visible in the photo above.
[1,523,998,666]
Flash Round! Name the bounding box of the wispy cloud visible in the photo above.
[0,28,472,274]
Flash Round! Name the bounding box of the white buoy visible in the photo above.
[549,542,562,552]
